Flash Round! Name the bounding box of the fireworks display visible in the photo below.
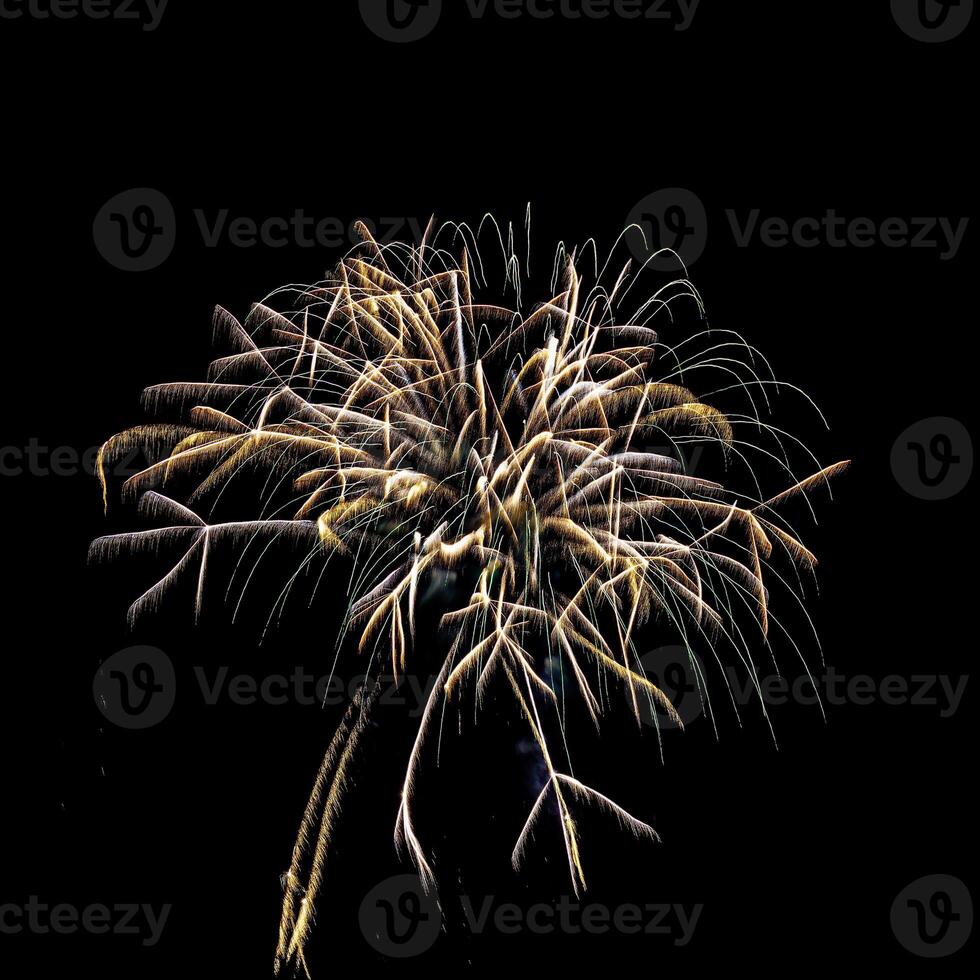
[91,216,846,976]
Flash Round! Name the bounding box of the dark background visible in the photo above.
[1,1,973,976]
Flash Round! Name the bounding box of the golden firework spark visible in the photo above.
[91,215,847,974]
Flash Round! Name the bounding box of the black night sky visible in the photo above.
[2,2,974,977]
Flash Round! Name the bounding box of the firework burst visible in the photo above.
[91,215,847,975]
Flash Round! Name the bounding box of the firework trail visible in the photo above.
[91,214,847,973]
